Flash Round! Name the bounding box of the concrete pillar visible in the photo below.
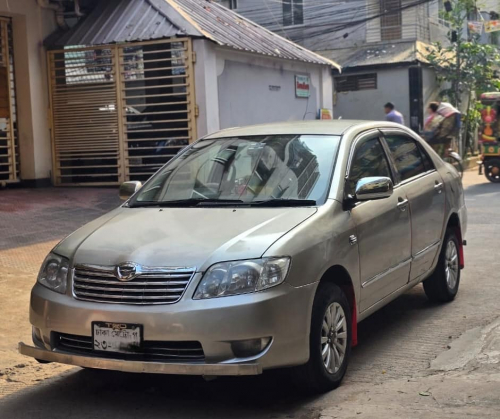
[193,39,220,138]
[320,66,333,111]
[0,0,56,184]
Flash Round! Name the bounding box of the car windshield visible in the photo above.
[129,134,341,207]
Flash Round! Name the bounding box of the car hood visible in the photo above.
[55,206,317,271]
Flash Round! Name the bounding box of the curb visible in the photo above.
[463,156,480,172]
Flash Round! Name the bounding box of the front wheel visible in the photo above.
[484,158,500,183]
[423,228,460,302]
[290,283,351,394]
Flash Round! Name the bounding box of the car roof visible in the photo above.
[204,120,407,138]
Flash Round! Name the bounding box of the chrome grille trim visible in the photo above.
[55,333,205,361]
[72,264,195,305]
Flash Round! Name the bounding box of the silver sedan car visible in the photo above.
[20,121,467,393]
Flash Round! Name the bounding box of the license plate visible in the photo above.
[92,322,142,353]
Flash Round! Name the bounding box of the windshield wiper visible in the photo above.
[129,198,244,208]
[249,199,317,207]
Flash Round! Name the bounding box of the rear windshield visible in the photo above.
[130,134,341,206]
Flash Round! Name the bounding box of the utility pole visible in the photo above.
[456,34,463,155]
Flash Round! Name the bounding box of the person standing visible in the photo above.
[384,102,405,125]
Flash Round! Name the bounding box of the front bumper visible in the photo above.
[24,279,317,373]
[18,342,261,375]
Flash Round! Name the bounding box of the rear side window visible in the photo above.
[384,135,426,182]
[417,143,435,171]
[347,137,392,195]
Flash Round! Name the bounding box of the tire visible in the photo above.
[484,159,500,183]
[290,283,352,394]
[423,228,460,303]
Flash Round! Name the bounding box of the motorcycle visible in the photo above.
[478,92,500,183]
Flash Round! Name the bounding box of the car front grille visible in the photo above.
[72,264,195,305]
[54,333,205,362]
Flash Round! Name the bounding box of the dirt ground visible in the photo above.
[0,170,499,419]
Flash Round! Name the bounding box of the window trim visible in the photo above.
[416,142,436,172]
[282,0,304,27]
[380,0,402,41]
[379,129,437,185]
[344,130,395,200]
[221,0,238,10]
[335,73,377,93]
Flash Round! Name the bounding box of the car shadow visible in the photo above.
[0,286,448,419]
[464,182,500,197]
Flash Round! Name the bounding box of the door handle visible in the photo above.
[397,197,409,211]
[434,182,443,193]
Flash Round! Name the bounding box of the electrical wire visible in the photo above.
[228,0,439,48]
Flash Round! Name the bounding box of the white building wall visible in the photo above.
[422,66,441,107]
[334,67,410,126]
[193,40,220,139]
[0,0,57,182]
[194,39,334,137]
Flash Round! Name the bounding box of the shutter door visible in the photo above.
[119,38,196,182]
[48,38,196,186]
[48,46,121,185]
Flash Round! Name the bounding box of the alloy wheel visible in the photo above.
[321,302,347,374]
[445,240,459,289]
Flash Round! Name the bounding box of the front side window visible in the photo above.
[384,135,427,182]
[283,0,304,26]
[130,135,340,206]
[347,137,392,195]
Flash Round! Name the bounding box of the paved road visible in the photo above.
[1,172,499,418]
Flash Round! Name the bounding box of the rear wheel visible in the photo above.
[484,158,500,183]
[290,283,351,394]
[423,228,460,302]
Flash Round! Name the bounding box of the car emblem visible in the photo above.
[115,262,140,281]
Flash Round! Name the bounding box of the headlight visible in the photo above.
[37,253,69,294]
[193,257,290,299]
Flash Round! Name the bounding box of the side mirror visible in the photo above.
[119,181,142,201]
[355,176,393,201]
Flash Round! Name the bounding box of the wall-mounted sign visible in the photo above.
[318,109,333,120]
[295,75,310,98]
[485,20,500,33]
[269,85,281,92]
[467,21,483,34]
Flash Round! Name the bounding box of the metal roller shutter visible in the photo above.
[48,38,196,186]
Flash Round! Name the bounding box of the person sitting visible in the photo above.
[421,101,461,157]
[422,102,444,144]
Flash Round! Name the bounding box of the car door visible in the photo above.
[346,132,412,312]
[381,131,446,281]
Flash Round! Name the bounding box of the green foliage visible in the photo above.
[425,0,500,154]
[426,0,500,104]
[463,101,483,155]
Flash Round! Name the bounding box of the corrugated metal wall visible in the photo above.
[48,38,196,186]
